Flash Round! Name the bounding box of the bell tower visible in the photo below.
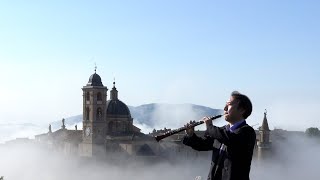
[80,67,108,157]
[257,109,271,160]
[258,109,271,146]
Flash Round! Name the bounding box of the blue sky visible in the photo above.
[1,1,320,131]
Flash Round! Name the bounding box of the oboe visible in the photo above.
[154,114,224,142]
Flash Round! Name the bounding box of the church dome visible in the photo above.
[87,73,103,86]
[106,100,131,117]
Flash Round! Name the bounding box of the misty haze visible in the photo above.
[1,102,320,179]
[1,131,320,179]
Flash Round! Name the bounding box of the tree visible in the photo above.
[305,127,320,137]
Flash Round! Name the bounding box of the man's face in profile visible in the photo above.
[224,96,243,123]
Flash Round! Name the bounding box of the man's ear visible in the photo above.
[239,108,246,117]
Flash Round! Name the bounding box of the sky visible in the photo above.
[1,0,320,132]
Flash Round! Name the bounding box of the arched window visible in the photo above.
[122,122,127,132]
[115,122,119,131]
[86,107,90,121]
[108,122,114,133]
[97,92,102,101]
[86,92,90,101]
[96,107,102,120]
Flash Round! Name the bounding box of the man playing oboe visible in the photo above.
[183,91,256,180]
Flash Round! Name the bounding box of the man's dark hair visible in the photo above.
[231,91,252,119]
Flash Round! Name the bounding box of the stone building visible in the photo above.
[78,70,158,158]
[256,110,272,160]
[36,70,158,159]
[35,119,82,155]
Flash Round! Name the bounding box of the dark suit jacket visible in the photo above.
[183,121,256,180]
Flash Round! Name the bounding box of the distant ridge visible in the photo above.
[51,103,222,130]
[128,103,222,127]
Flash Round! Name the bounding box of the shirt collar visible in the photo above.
[229,120,246,132]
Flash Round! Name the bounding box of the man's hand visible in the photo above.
[185,120,196,136]
[202,116,213,127]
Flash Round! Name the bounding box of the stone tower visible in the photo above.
[80,69,108,156]
[257,110,271,160]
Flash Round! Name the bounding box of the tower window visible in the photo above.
[97,107,102,120]
[86,92,90,101]
[115,122,119,131]
[108,122,114,133]
[122,123,126,132]
[97,92,102,101]
[86,107,90,121]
